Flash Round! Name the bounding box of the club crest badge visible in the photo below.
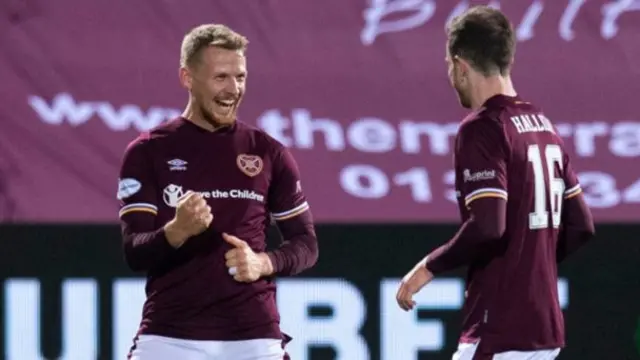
[236,154,263,177]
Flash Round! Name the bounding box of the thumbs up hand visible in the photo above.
[223,233,272,282]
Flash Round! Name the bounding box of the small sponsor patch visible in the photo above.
[117,178,142,200]
[463,169,496,183]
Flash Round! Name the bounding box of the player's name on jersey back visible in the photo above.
[510,114,554,134]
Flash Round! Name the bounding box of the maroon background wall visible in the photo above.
[1,0,638,223]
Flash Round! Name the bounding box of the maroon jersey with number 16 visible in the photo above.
[428,95,592,355]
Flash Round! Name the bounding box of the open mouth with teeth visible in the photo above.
[214,99,235,110]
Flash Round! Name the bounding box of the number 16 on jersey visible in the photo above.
[528,144,565,230]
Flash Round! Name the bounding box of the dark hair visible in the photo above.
[446,6,515,76]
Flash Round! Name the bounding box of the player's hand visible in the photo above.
[164,191,213,248]
[223,233,270,283]
[396,257,434,311]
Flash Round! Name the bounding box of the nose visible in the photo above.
[225,78,240,95]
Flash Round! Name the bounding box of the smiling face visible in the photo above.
[182,47,247,126]
[179,24,249,127]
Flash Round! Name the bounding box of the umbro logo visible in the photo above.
[167,158,187,171]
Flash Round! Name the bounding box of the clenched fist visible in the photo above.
[223,233,273,283]
[164,191,213,248]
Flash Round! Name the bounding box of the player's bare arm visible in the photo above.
[396,256,432,311]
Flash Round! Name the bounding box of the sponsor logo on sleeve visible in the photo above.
[117,178,142,200]
[463,169,496,183]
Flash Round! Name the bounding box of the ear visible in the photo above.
[179,67,193,90]
[454,56,472,78]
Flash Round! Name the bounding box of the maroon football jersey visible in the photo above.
[453,95,582,354]
[117,118,311,341]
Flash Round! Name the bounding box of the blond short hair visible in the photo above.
[180,24,249,67]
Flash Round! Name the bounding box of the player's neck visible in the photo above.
[182,102,228,132]
[470,75,517,110]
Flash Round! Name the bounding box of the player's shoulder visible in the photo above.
[459,106,503,137]
[235,120,288,154]
[123,117,185,155]
[123,132,151,155]
[147,117,189,140]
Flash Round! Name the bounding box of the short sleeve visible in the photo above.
[562,152,582,200]
[117,137,159,219]
[267,147,310,221]
[456,119,509,208]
